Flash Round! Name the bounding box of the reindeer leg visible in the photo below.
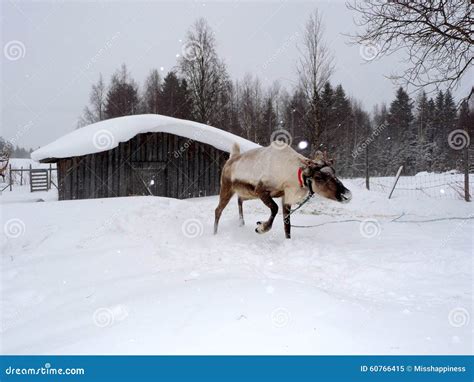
[238,197,245,226]
[282,202,291,239]
[214,180,234,235]
[255,192,278,234]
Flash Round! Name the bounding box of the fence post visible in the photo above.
[388,165,403,199]
[49,163,52,190]
[464,146,470,202]
[20,166,23,186]
[9,164,12,191]
[365,144,370,190]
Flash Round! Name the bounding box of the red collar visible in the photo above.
[297,168,304,188]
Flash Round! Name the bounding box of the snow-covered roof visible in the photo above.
[31,114,260,162]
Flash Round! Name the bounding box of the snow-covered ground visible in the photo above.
[0,179,472,355]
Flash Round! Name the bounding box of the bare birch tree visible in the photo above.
[296,9,335,150]
[77,74,106,128]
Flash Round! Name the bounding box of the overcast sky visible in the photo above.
[1,0,471,150]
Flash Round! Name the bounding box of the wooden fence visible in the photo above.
[1,164,57,192]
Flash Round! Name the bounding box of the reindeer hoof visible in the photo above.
[255,223,268,234]
[256,221,262,225]
[239,219,245,227]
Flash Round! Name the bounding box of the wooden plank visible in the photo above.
[204,145,210,197]
[84,155,90,198]
[90,154,96,199]
[183,139,189,198]
[107,149,113,197]
[192,142,198,198]
[113,146,119,197]
[118,143,125,196]
[63,160,71,200]
[71,157,77,199]
[199,143,204,197]
[125,141,132,196]
[171,135,177,198]
[176,136,183,199]
[59,161,66,200]
[78,157,85,199]
[210,147,216,195]
[96,152,102,198]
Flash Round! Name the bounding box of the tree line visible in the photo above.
[78,14,472,177]
[370,88,472,176]
[0,138,33,159]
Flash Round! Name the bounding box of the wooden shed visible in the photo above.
[31,115,259,201]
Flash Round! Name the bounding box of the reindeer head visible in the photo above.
[301,151,352,203]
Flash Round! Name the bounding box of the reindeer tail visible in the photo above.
[230,143,240,158]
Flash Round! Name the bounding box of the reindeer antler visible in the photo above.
[322,150,334,166]
[313,150,325,165]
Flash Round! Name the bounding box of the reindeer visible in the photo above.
[214,142,352,239]
[0,150,10,182]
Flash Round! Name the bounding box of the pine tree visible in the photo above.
[104,64,140,119]
[260,97,277,146]
[371,103,390,175]
[387,87,414,173]
[413,91,436,172]
[284,89,308,151]
[331,85,352,168]
[443,90,458,170]
[456,100,472,172]
[432,90,446,171]
[143,69,161,114]
[158,71,191,120]
[320,81,334,151]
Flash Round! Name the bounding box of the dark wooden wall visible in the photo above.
[56,132,228,200]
